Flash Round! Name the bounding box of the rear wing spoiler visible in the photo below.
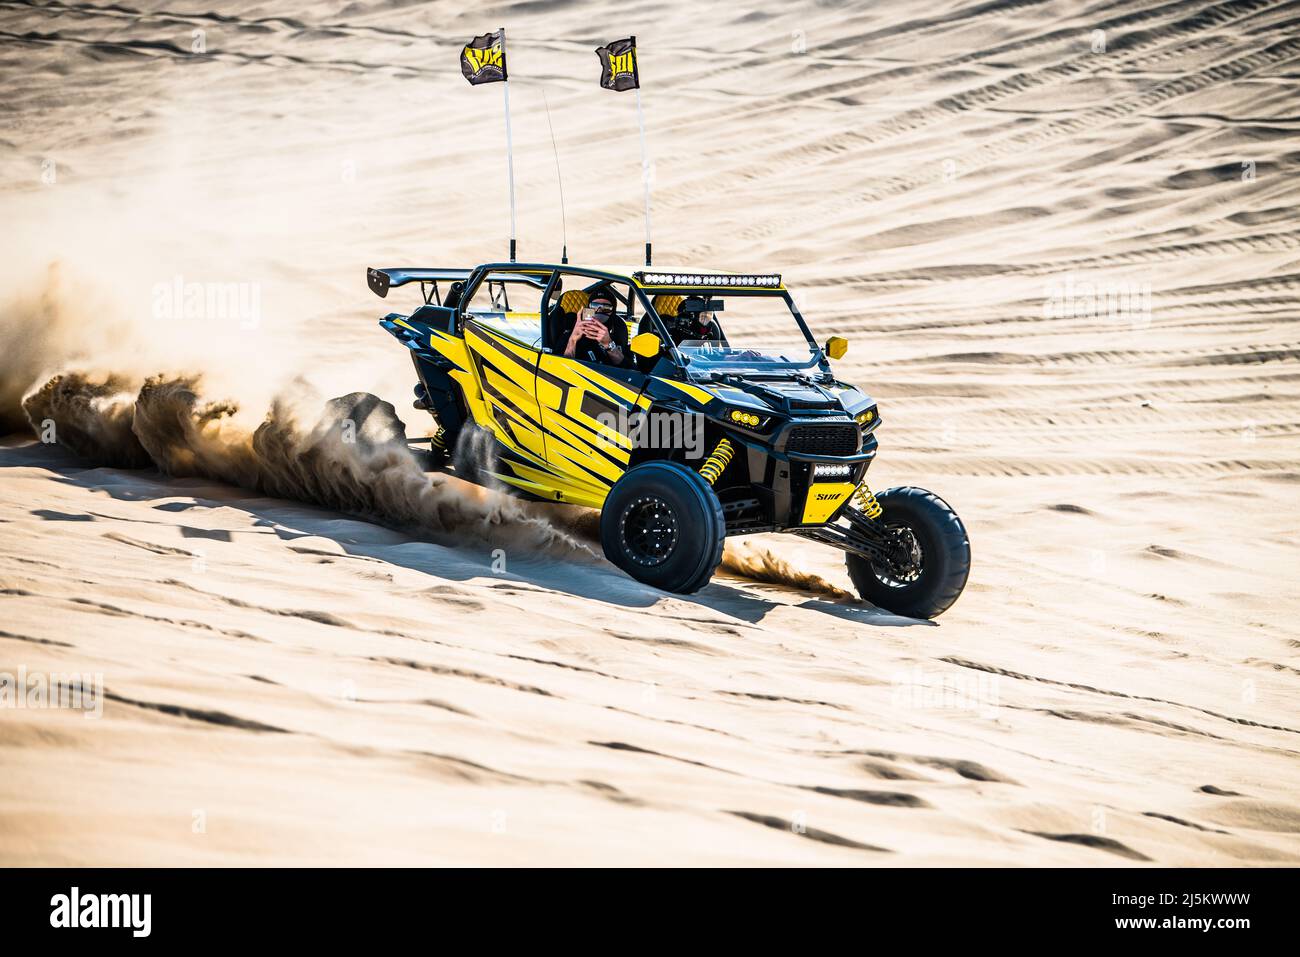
[366,267,552,302]
[367,267,472,299]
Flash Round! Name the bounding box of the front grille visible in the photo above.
[785,423,860,456]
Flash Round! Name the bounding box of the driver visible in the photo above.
[558,288,630,368]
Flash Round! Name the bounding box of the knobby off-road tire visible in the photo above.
[600,461,725,594]
[451,424,493,486]
[845,486,970,619]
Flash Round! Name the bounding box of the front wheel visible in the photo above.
[600,461,725,594]
[845,486,970,619]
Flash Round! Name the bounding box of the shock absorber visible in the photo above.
[853,482,883,520]
[698,437,735,485]
[430,426,448,454]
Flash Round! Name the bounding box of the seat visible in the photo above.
[652,294,683,319]
[559,290,590,315]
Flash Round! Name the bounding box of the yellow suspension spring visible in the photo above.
[853,482,883,520]
[698,438,735,485]
[430,426,448,452]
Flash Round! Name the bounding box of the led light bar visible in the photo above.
[636,272,782,288]
[813,463,853,477]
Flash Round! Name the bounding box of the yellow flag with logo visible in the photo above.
[461,30,507,85]
[595,37,639,92]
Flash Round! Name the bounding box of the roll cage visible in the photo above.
[455,262,830,376]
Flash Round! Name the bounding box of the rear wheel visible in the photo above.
[600,461,725,594]
[452,424,493,486]
[845,486,970,619]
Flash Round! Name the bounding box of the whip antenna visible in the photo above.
[542,88,569,264]
[635,83,652,267]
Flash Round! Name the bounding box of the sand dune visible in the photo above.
[0,0,1297,865]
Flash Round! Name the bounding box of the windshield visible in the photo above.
[677,341,821,376]
[648,290,820,378]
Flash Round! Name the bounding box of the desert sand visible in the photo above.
[0,0,1297,865]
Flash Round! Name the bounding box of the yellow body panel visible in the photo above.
[492,460,609,508]
[424,330,490,430]
[535,353,653,503]
[801,482,856,524]
[463,324,545,458]
[655,378,717,406]
[427,329,471,368]
[451,317,657,507]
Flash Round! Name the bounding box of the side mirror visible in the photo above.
[630,332,662,359]
[825,336,848,360]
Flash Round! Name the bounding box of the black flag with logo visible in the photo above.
[595,36,639,91]
[461,30,507,85]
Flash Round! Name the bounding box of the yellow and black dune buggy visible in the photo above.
[367,262,970,618]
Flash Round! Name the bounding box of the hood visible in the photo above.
[714,377,844,414]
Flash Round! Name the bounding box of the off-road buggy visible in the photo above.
[368,262,970,618]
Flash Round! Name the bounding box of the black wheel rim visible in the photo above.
[874,522,924,588]
[620,495,680,568]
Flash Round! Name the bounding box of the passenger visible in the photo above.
[679,296,725,344]
[557,288,630,368]
[652,294,724,345]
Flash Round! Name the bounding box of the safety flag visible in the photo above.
[595,36,639,91]
[459,28,516,258]
[461,30,507,85]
